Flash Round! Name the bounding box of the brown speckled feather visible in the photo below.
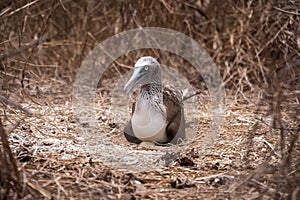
[163,85,185,144]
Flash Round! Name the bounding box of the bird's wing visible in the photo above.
[163,85,186,144]
[124,92,142,144]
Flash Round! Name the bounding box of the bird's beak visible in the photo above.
[124,67,143,94]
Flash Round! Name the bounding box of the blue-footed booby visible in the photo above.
[124,56,186,145]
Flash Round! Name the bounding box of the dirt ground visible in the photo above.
[3,82,284,199]
[1,1,299,199]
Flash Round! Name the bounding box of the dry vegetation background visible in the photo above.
[0,0,299,199]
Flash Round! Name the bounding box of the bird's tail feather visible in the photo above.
[182,90,201,102]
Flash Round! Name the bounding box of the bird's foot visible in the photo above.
[139,141,156,147]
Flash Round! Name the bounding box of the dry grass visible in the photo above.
[1,0,299,199]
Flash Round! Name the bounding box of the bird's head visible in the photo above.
[124,56,161,94]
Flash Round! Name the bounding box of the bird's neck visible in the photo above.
[136,82,165,114]
[141,80,162,95]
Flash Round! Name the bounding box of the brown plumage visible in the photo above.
[123,56,185,145]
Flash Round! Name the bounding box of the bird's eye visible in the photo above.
[144,65,149,71]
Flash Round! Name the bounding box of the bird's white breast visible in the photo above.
[131,101,168,143]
